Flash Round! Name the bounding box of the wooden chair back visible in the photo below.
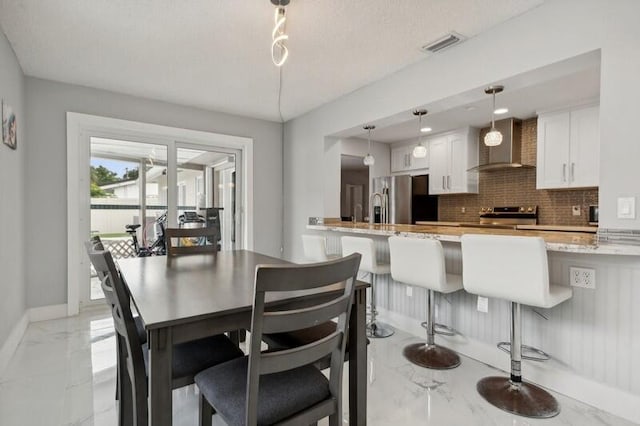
[246,253,361,425]
[88,250,148,425]
[165,226,219,256]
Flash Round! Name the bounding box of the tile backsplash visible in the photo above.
[438,118,598,226]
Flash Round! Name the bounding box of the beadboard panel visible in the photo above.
[325,233,640,395]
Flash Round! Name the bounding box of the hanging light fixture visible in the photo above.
[412,109,428,158]
[484,85,504,147]
[363,125,376,166]
[270,0,290,67]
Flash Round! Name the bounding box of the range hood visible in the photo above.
[468,118,535,172]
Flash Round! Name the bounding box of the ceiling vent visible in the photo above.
[421,32,465,53]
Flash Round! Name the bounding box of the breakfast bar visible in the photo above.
[308,219,640,422]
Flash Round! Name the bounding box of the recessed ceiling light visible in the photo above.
[420,127,432,133]
[494,108,509,115]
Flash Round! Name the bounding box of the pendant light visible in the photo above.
[270,0,290,67]
[363,125,376,166]
[484,85,504,147]
[412,109,428,158]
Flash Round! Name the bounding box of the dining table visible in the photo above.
[117,249,368,426]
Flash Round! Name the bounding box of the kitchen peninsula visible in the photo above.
[307,218,640,423]
[308,220,640,255]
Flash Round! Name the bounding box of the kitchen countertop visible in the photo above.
[415,221,598,233]
[308,221,640,256]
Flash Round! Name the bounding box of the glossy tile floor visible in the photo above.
[0,306,632,426]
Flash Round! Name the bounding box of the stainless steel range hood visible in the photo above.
[468,118,535,172]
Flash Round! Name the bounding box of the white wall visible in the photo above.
[25,77,283,308]
[0,30,26,352]
[284,0,640,260]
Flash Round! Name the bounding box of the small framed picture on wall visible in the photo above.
[2,99,17,150]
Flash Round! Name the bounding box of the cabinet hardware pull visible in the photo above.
[563,164,567,182]
[571,163,575,182]
[442,176,446,190]
[447,175,451,189]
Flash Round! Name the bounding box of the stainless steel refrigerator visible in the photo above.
[371,175,438,224]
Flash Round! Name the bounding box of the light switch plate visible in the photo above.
[617,197,636,219]
[477,296,488,313]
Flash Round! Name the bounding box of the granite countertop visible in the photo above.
[308,221,640,256]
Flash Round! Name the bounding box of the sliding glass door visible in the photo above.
[82,137,242,306]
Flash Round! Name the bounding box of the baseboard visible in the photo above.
[378,307,640,424]
[29,304,68,323]
[0,311,29,374]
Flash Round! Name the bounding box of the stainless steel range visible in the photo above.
[471,206,538,229]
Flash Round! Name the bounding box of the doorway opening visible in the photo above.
[340,155,369,222]
[68,112,254,314]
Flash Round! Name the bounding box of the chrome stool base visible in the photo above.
[421,321,456,337]
[367,321,395,338]
[403,343,460,370]
[477,376,560,418]
[497,342,550,361]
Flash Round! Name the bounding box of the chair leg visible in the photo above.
[199,394,213,426]
[403,289,460,369]
[476,302,560,418]
[366,274,394,338]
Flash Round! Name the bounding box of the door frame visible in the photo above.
[67,112,254,315]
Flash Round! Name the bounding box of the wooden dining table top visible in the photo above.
[116,249,365,330]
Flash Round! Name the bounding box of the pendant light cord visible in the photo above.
[279,65,285,256]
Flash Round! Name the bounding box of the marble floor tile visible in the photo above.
[0,306,633,426]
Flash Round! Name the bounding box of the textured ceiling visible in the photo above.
[0,0,543,122]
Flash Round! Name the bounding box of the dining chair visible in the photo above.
[165,226,219,256]
[88,249,244,426]
[84,238,147,343]
[195,253,362,426]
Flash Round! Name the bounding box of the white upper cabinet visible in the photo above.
[537,105,599,189]
[428,127,479,195]
[390,145,428,173]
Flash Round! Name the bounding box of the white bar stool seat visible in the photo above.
[341,236,393,338]
[301,234,339,262]
[389,236,462,369]
[461,234,572,419]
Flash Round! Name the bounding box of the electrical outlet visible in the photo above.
[572,205,581,216]
[477,296,489,313]
[570,266,596,289]
[461,207,466,213]
[406,286,413,297]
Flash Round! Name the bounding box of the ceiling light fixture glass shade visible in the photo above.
[270,0,290,67]
[484,129,503,146]
[484,85,504,147]
[412,109,428,158]
[363,125,376,166]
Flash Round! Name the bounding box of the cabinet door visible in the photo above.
[428,136,449,194]
[390,147,406,172]
[569,105,599,188]
[536,111,571,189]
[447,132,468,193]
[410,146,429,170]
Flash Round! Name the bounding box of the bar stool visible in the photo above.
[301,234,338,262]
[388,236,462,369]
[460,234,572,418]
[341,236,394,338]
